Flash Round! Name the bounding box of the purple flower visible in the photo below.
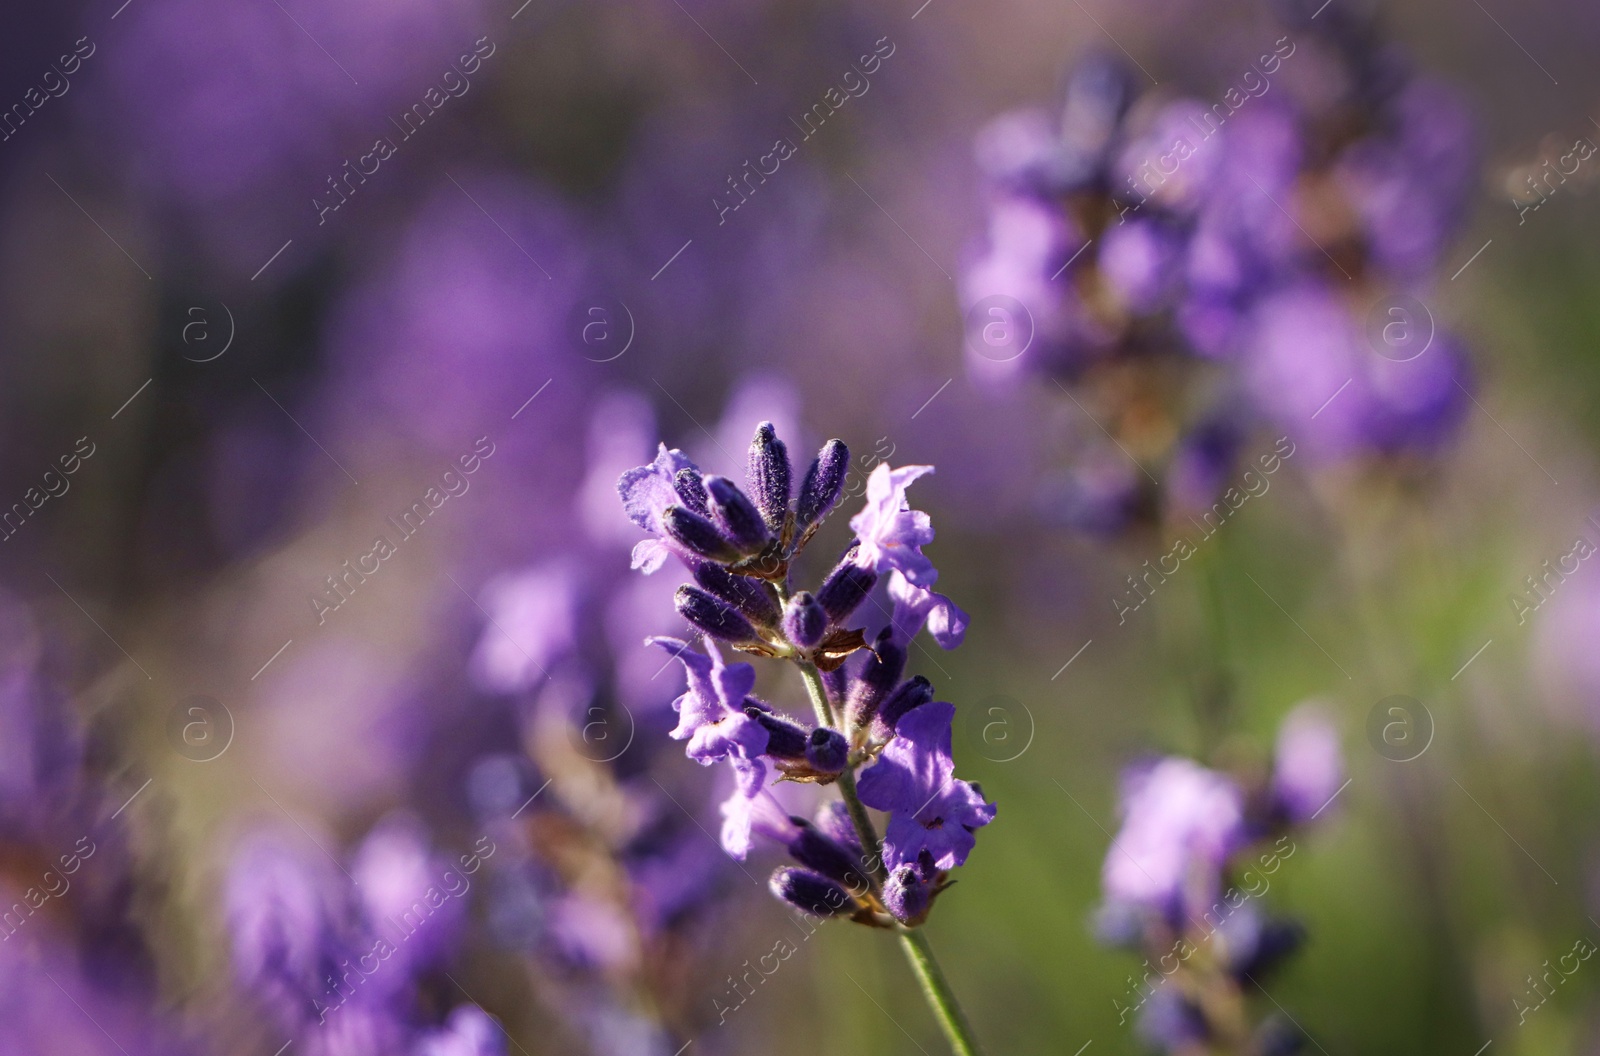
[1270,705,1344,825]
[468,563,580,694]
[848,464,939,586]
[1099,219,1184,313]
[719,771,793,861]
[225,829,343,1026]
[1245,283,1470,458]
[647,637,768,767]
[619,445,702,574]
[887,571,969,650]
[1101,757,1245,923]
[351,813,467,975]
[857,702,996,870]
[0,939,194,1056]
[1335,78,1476,278]
[416,1005,509,1056]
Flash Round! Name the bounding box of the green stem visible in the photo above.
[796,657,837,729]
[795,660,984,1056]
[897,927,986,1056]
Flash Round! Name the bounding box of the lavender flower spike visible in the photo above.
[623,421,990,1056]
[857,702,996,870]
[849,463,939,586]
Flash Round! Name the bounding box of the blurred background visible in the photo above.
[1,0,1599,1052]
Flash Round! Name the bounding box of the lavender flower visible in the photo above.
[849,464,939,586]
[856,702,996,872]
[1268,704,1344,825]
[621,421,991,1054]
[1101,757,1247,925]
[962,2,1481,533]
[1097,709,1344,1051]
[649,637,766,768]
[226,819,483,1045]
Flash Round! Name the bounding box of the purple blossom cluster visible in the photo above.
[1097,705,1344,1052]
[0,591,196,1055]
[225,819,502,1056]
[961,0,1478,534]
[620,421,994,928]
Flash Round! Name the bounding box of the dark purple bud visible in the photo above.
[872,676,935,739]
[769,866,855,918]
[805,727,849,776]
[845,631,907,730]
[795,439,848,532]
[703,475,771,554]
[673,467,710,516]
[787,818,868,891]
[883,865,932,924]
[817,560,878,624]
[675,585,760,644]
[747,422,792,530]
[1228,917,1306,979]
[821,666,848,711]
[746,703,809,759]
[782,591,828,649]
[814,802,864,858]
[693,562,780,627]
[662,506,740,563]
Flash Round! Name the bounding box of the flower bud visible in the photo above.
[796,439,848,532]
[782,591,828,649]
[745,703,809,759]
[675,586,760,644]
[693,562,780,627]
[673,467,710,516]
[872,676,935,740]
[845,631,907,731]
[704,475,771,554]
[787,818,868,892]
[805,727,849,777]
[814,802,864,858]
[884,864,932,924]
[817,558,877,624]
[747,422,792,530]
[662,506,740,563]
[769,867,855,918]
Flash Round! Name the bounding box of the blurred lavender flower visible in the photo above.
[1102,757,1247,926]
[1268,704,1344,826]
[0,591,195,1053]
[97,0,489,273]
[226,820,494,1056]
[1096,707,1342,1051]
[961,0,1481,533]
